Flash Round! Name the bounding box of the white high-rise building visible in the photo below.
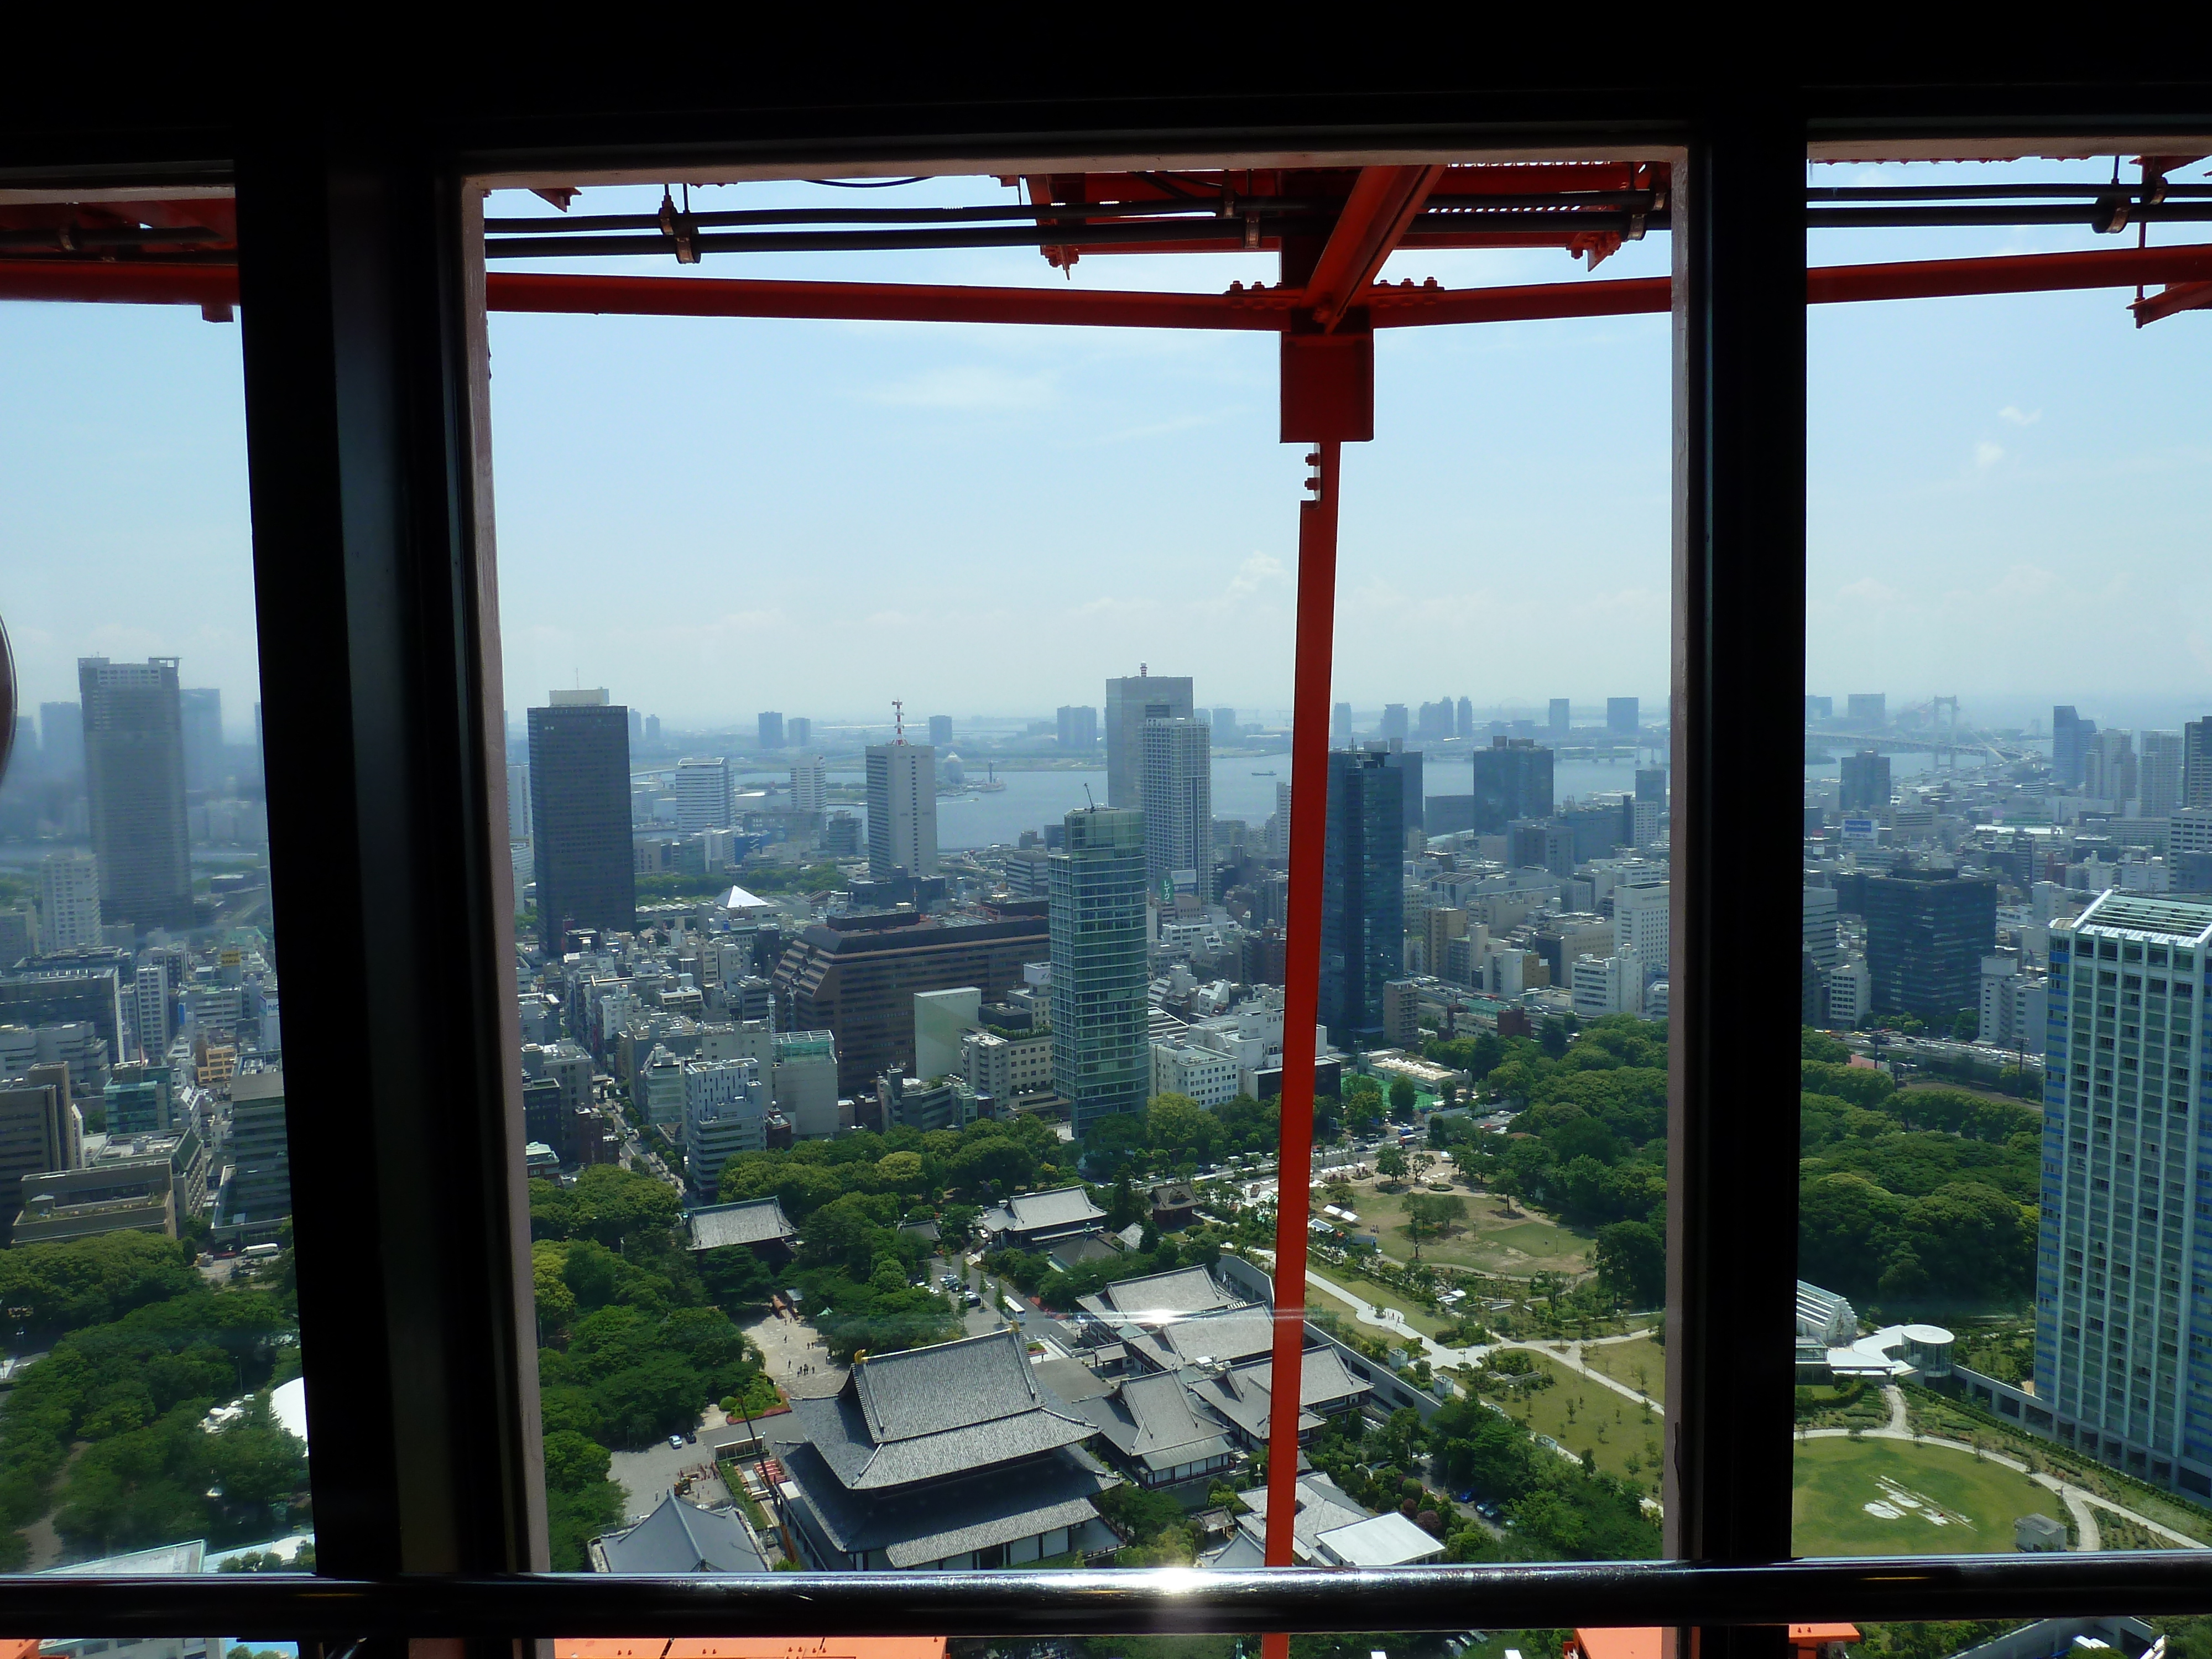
[2140,731,2184,820]
[865,742,938,880]
[133,957,172,1062]
[40,851,102,951]
[1140,716,1212,896]
[1977,952,2048,1049]
[673,757,732,833]
[1104,672,1193,809]
[683,1056,768,1201]
[1614,878,1671,980]
[2038,891,2212,1491]
[1267,780,1292,862]
[790,755,827,813]
[505,761,531,840]
[1802,885,1840,972]
[1571,952,1641,1018]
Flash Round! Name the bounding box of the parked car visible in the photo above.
[668,1434,686,1450]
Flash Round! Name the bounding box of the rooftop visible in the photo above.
[983,1185,1106,1236]
[2068,889,2212,945]
[1075,1264,1241,1329]
[688,1197,797,1251]
[596,1491,769,1574]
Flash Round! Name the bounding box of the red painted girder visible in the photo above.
[1301,165,1446,330]
[6,242,2212,326]
[2130,281,2212,326]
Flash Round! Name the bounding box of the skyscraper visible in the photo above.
[1140,716,1212,895]
[1050,806,1149,1135]
[38,702,82,775]
[791,755,827,812]
[865,741,938,880]
[787,717,812,749]
[2083,729,2138,806]
[2182,718,2212,808]
[1104,672,1193,808]
[628,707,645,747]
[1606,697,1640,737]
[1863,867,1996,1022]
[528,689,635,950]
[1056,706,1097,750]
[1839,750,1892,813]
[1846,693,1887,729]
[1614,878,1671,978]
[1468,737,1553,834]
[1319,748,1405,1047]
[2036,892,2212,1490]
[1548,698,1571,743]
[1380,745,1423,833]
[179,687,223,791]
[1211,706,1238,737]
[674,756,733,832]
[505,761,531,841]
[2054,706,2096,788]
[1380,704,1409,744]
[39,852,101,952]
[1331,702,1353,745]
[1455,696,1474,739]
[79,658,192,932]
[643,714,661,745]
[2140,731,2184,819]
[758,712,785,750]
[926,715,953,748]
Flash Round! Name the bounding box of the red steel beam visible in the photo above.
[7,243,2212,327]
[2131,280,2212,325]
[1300,164,1446,330]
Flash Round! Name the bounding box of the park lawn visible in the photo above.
[1334,1178,1591,1276]
[1486,1352,1665,1489]
[1791,1435,2063,1557]
[1579,1334,1667,1406]
[1313,1263,1456,1339]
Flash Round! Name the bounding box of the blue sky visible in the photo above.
[1,156,2206,744]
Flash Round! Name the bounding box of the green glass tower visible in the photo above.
[1050,806,1149,1136]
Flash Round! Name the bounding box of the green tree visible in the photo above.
[1388,1077,1418,1120]
[1375,1145,1408,1186]
[1403,1193,1468,1259]
[1593,1220,1666,1307]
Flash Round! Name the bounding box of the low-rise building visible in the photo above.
[980,1185,1106,1250]
[588,1490,769,1573]
[687,1195,798,1263]
[1150,1039,1240,1107]
[1184,1348,1373,1451]
[1071,1370,1239,1491]
[683,1058,767,1202]
[962,1027,1054,1107]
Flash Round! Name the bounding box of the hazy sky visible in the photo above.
[2,156,2208,745]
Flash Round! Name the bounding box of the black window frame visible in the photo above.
[3,61,2212,1650]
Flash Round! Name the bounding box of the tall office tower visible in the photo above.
[758,712,785,750]
[505,762,531,841]
[1211,706,1238,737]
[628,707,645,747]
[674,756,733,832]
[787,717,811,748]
[2034,891,2212,1490]
[79,658,192,932]
[1104,672,1193,808]
[1456,696,1474,739]
[1632,765,1667,849]
[178,687,223,791]
[223,1066,291,1229]
[1056,705,1098,750]
[1615,878,1671,978]
[527,689,635,951]
[1268,780,1293,861]
[133,956,171,1061]
[39,702,83,775]
[1802,884,1840,972]
[1380,746,1423,833]
[1606,697,1640,737]
[1380,704,1410,744]
[1805,695,1834,722]
[1331,702,1353,745]
[865,741,938,880]
[1140,716,1212,895]
[1549,698,1571,743]
[2054,706,2094,787]
[1838,749,1892,812]
[39,852,101,952]
[638,714,658,744]
[1863,867,1997,1021]
[1469,736,1554,834]
[1049,806,1149,1135]
[1319,748,1405,1046]
[2083,729,2138,806]
[791,754,827,812]
[2185,718,2212,808]
[926,714,953,748]
[1846,693,1887,729]
[2140,731,2184,819]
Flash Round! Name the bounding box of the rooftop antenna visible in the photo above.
[893,699,905,743]
[1139,662,1148,677]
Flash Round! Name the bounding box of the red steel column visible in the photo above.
[1261,439,1342,1636]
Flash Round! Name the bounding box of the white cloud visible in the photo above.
[1224,553,1287,599]
[1974,440,2005,468]
[1998,405,2041,426]
[864,364,1056,410]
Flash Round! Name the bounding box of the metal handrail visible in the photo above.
[12,1557,2212,1640]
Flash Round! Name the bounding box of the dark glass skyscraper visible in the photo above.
[2053,705,2095,788]
[79,656,192,931]
[528,691,634,951]
[1468,737,1553,834]
[1864,867,1996,1022]
[1319,748,1404,1047]
[1839,749,1892,812]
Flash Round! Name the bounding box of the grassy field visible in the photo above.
[1327,1176,1592,1276]
[1579,1334,1666,1405]
[1792,1436,2064,1557]
[1313,1262,1456,1339]
[1484,1353,1665,1489]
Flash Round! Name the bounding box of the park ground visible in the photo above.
[1792,1435,2063,1556]
[1322,1170,1593,1277]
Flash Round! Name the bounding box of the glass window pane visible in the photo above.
[0,186,314,1593]
[1796,148,2212,1556]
